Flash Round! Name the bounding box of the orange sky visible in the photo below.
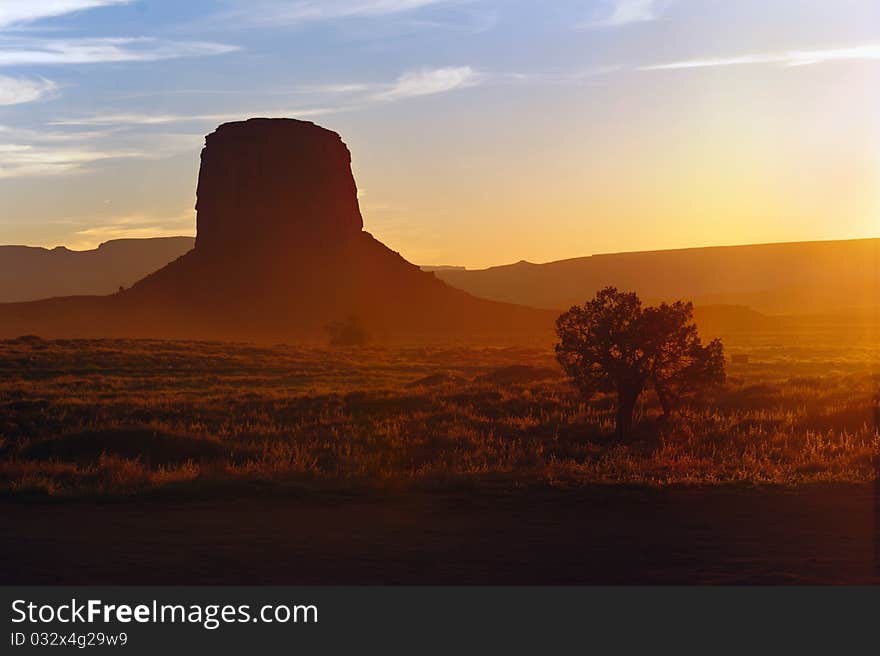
[0,0,878,267]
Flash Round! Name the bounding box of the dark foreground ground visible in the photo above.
[3,484,878,585]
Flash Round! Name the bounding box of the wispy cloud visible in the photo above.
[49,113,226,127]
[207,0,461,28]
[107,82,373,101]
[288,83,372,95]
[494,66,622,86]
[69,211,195,248]
[8,64,481,180]
[0,123,118,142]
[583,0,662,29]
[0,142,145,178]
[51,66,481,126]
[0,75,58,105]
[373,66,479,101]
[640,44,880,70]
[49,107,334,127]
[0,2,237,68]
[0,130,203,178]
[0,37,239,66]
[0,0,130,29]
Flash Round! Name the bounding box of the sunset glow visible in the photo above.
[0,0,878,267]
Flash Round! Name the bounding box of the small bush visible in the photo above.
[325,315,370,347]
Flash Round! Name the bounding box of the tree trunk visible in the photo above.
[657,389,673,422]
[615,386,641,439]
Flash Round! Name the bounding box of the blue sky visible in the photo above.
[0,0,878,266]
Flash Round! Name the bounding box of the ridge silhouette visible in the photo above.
[0,237,194,302]
[0,118,552,342]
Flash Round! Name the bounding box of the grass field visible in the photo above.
[1,332,878,497]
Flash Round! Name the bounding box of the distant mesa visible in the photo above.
[0,118,551,341]
[433,239,880,317]
[0,237,194,303]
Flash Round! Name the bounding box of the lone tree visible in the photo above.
[555,287,725,438]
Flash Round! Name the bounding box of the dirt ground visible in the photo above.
[3,484,879,585]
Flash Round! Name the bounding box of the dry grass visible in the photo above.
[0,333,877,497]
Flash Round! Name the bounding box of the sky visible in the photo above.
[0,0,878,268]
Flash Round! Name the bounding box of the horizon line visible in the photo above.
[8,232,878,271]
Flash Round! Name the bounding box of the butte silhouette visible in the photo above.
[0,119,551,341]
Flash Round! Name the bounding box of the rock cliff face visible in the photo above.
[195,119,363,255]
[0,118,553,342]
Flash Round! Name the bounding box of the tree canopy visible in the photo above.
[555,287,725,437]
